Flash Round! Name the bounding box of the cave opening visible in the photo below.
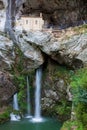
[16,0,87,30]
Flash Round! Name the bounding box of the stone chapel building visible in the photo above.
[16,13,44,31]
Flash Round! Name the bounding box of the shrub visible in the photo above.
[70,67,87,129]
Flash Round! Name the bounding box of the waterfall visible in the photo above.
[13,93,19,111]
[33,67,42,122]
[5,0,17,43]
[26,76,32,118]
[10,93,20,121]
[5,0,16,32]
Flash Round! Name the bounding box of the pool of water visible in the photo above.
[0,118,62,130]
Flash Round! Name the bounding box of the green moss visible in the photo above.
[0,108,10,124]
[13,73,34,113]
[9,47,29,113]
[54,100,71,116]
[61,120,84,130]
[10,47,25,75]
[73,24,87,34]
[75,103,87,128]
[70,67,87,129]
[13,75,27,113]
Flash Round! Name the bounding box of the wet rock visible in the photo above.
[0,71,16,106]
[76,48,87,66]
[41,62,72,121]
[41,77,67,110]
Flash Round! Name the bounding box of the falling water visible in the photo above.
[5,0,17,44]
[32,67,42,122]
[13,93,19,110]
[5,0,16,32]
[26,76,32,118]
[10,93,20,121]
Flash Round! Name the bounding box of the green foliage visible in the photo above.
[14,47,25,73]
[10,47,27,112]
[61,120,84,130]
[14,75,27,113]
[75,103,87,128]
[0,108,10,124]
[70,67,87,89]
[70,67,87,105]
[55,100,71,116]
[73,24,87,34]
[10,47,25,77]
[70,67,87,129]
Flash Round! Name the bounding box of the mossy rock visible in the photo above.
[0,110,10,124]
[61,120,83,130]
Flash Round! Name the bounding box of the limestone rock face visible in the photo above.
[0,0,8,9]
[21,31,87,68]
[41,62,72,121]
[42,78,67,110]
[0,34,15,70]
[0,0,7,32]
[0,71,16,106]
[0,32,44,72]
[46,33,87,68]
[0,29,87,71]
[76,48,87,66]
[15,31,44,70]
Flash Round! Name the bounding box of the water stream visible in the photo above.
[5,0,17,43]
[13,93,19,111]
[10,93,20,121]
[32,67,42,122]
[25,76,32,118]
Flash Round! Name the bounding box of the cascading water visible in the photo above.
[32,67,42,122]
[13,93,19,111]
[5,0,16,33]
[10,93,20,121]
[25,76,32,118]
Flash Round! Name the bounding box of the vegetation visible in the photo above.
[70,67,87,130]
[0,108,10,124]
[9,47,27,113]
[44,62,87,129]
[61,67,87,130]
[0,45,86,128]
[73,24,87,34]
[54,100,71,117]
[14,75,27,113]
[59,24,87,41]
[61,120,83,130]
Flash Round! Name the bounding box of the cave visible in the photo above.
[16,0,87,29]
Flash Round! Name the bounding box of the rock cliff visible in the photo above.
[0,29,87,72]
[0,0,87,120]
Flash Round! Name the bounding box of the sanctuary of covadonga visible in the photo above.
[15,13,44,31]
